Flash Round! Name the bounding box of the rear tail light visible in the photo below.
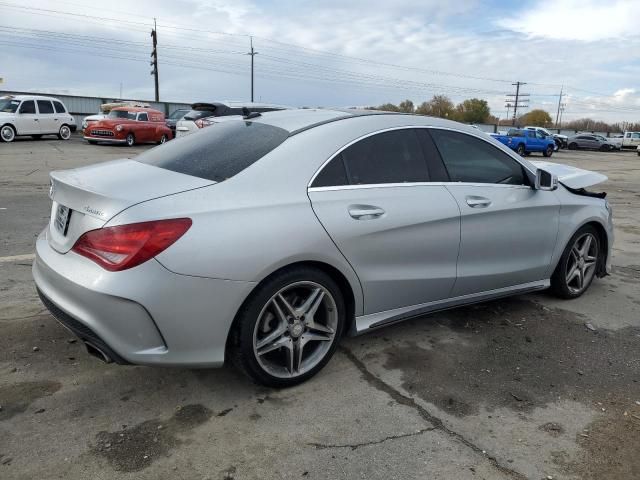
[194,118,214,129]
[72,218,192,271]
[195,119,206,128]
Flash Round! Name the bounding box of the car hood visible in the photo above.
[531,161,608,189]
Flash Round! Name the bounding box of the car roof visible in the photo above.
[112,106,163,114]
[0,94,63,102]
[252,108,482,136]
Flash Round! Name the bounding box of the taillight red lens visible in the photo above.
[72,218,192,271]
[194,119,205,128]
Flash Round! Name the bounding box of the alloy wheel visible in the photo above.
[253,281,338,379]
[566,232,598,295]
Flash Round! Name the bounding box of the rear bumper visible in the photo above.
[33,229,255,367]
[83,136,126,144]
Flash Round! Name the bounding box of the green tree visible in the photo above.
[455,98,491,124]
[520,109,552,127]
[415,95,455,118]
[398,99,415,113]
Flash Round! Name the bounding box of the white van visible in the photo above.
[0,95,77,142]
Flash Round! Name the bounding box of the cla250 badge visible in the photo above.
[84,206,104,217]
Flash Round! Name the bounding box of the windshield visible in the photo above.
[136,120,289,182]
[0,98,20,113]
[108,110,136,120]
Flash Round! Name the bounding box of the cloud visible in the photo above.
[498,0,638,42]
[1,0,639,122]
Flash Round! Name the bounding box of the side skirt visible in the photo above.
[351,280,550,335]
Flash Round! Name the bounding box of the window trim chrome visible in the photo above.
[307,124,537,190]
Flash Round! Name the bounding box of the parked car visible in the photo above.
[622,131,640,149]
[34,109,613,387]
[165,108,190,138]
[593,134,621,150]
[492,128,556,156]
[175,102,286,138]
[82,102,150,132]
[83,107,171,146]
[608,134,624,149]
[0,95,77,142]
[524,126,566,150]
[567,134,617,151]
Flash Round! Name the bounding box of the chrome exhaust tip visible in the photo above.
[84,341,113,363]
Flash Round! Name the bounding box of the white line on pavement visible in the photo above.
[0,253,35,264]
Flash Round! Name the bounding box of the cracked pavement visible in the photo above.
[1,138,639,479]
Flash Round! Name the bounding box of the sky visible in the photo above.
[0,0,639,123]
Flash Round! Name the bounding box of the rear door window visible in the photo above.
[37,100,54,114]
[340,129,429,185]
[136,121,289,182]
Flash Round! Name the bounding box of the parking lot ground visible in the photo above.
[1,137,639,480]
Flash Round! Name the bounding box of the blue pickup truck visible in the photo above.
[491,128,556,157]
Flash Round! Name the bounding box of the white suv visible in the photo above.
[0,95,77,142]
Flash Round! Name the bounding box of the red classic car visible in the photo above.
[83,106,171,146]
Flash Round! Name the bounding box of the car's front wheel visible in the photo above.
[158,134,167,145]
[543,145,554,157]
[551,225,600,299]
[232,266,345,387]
[125,133,135,147]
[1,124,16,143]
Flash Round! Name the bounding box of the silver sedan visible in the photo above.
[33,109,613,387]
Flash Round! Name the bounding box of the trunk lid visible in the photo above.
[531,161,608,189]
[48,159,214,253]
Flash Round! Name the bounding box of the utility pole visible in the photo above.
[247,36,258,102]
[506,81,529,126]
[555,85,564,128]
[150,18,159,102]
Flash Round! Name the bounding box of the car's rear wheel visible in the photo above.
[1,124,16,142]
[232,267,345,387]
[516,143,526,156]
[568,142,578,150]
[550,225,600,299]
[158,134,167,145]
[543,145,554,157]
[125,133,135,147]
[58,125,71,140]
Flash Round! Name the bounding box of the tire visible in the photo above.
[550,225,600,299]
[231,266,346,387]
[1,124,16,143]
[516,143,526,156]
[57,124,71,140]
[543,145,554,157]
[553,140,560,151]
[158,134,167,145]
[125,133,135,147]
[31,134,43,140]
[568,142,578,150]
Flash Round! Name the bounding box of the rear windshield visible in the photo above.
[184,109,215,120]
[135,121,289,182]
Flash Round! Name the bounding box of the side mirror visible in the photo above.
[535,169,558,191]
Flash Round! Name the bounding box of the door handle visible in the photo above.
[348,206,385,219]
[465,196,492,208]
